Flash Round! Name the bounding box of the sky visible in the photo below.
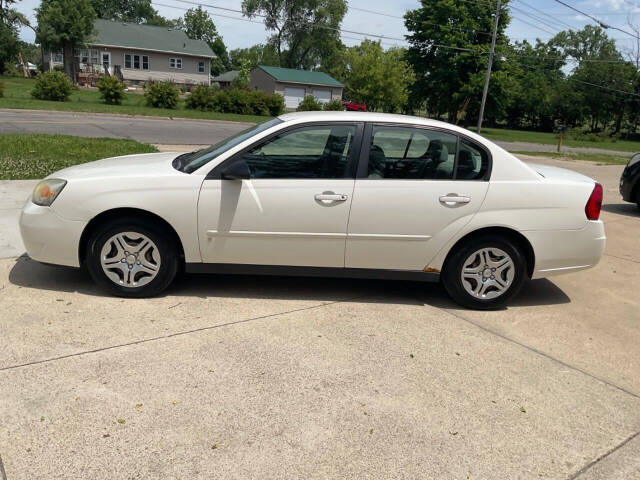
[13,0,640,55]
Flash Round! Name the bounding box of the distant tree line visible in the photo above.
[1,0,639,136]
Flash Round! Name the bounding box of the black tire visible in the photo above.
[85,217,179,298]
[441,235,528,310]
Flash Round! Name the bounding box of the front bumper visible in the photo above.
[525,220,606,279]
[19,201,87,267]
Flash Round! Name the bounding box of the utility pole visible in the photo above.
[477,0,501,134]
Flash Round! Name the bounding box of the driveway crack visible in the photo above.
[0,298,358,372]
[568,430,640,479]
[434,305,640,400]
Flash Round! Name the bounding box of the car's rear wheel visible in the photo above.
[85,218,178,297]
[442,235,527,310]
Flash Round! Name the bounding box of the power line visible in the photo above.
[512,0,575,30]
[509,14,557,35]
[550,0,638,38]
[509,5,564,33]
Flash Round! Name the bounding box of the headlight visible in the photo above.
[32,179,67,206]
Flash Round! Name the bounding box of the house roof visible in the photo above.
[257,65,343,87]
[212,70,239,82]
[87,19,215,58]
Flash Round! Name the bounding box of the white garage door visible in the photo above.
[313,89,331,104]
[284,87,306,109]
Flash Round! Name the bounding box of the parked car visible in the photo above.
[20,112,605,309]
[342,100,366,111]
[620,152,640,211]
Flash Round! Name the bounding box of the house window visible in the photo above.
[76,48,98,65]
[170,58,182,69]
[142,55,149,70]
[133,55,140,69]
[198,61,205,73]
[124,54,132,69]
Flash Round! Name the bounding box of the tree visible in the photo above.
[405,0,511,123]
[0,17,19,74]
[342,40,414,113]
[90,0,169,25]
[178,6,229,76]
[242,0,347,69]
[229,43,279,70]
[36,0,96,81]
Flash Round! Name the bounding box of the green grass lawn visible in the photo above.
[0,75,268,124]
[476,127,640,153]
[513,150,629,165]
[0,133,158,179]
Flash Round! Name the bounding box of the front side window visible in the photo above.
[133,55,140,69]
[178,118,283,173]
[366,126,458,180]
[238,125,356,179]
[198,61,205,73]
[170,58,182,69]
[142,55,149,70]
[124,54,132,69]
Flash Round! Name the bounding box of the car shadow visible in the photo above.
[601,203,639,218]
[8,255,570,309]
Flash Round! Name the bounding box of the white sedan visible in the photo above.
[19,112,605,309]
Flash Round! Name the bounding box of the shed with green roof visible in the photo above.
[250,65,343,109]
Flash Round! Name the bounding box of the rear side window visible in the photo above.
[457,139,489,180]
[364,125,489,180]
[366,126,458,180]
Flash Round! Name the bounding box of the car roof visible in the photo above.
[277,111,484,142]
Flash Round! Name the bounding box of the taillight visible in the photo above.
[585,183,603,220]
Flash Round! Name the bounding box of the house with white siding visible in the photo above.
[45,19,215,86]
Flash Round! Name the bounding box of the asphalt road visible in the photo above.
[0,156,639,479]
[0,109,251,145]
[0,109,634,156]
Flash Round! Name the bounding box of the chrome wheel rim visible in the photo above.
[461,247,514,300]
[100,232,161,288]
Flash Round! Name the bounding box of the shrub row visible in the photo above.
[186,86,285,116]
[0,80,4,98]
[144,81,179,109]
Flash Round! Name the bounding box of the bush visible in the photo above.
[97,76,125,105]
[296,95,322,111]
[323,99,344,111]
[265,93,285,116]
[209,88,284,116]
[31,71,73,101]
[144,81,179,109]
[0,81,4,98]
[186,85,216,111]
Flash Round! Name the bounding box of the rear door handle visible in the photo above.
[439,194,471,205]
[315,194,348,202]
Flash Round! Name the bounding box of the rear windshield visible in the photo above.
[173,118,283,173]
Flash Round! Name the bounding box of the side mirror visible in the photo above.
[221,160,250,180]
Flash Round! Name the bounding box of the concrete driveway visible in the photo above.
[0,156,639,479]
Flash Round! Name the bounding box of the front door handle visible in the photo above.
[439,194,471,205]
[315,193,348,202]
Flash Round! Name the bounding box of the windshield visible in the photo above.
[174,118,283,174]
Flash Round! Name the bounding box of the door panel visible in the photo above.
[198,179,354,266]
[345,125,490,271]
[345,180,488,270]
[198,123,361,267]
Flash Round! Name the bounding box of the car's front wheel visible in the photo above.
[85,218,179,297]
[442,235,527,309]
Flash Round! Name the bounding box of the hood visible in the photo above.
[527,163,596,184]
[48,152,183,180]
